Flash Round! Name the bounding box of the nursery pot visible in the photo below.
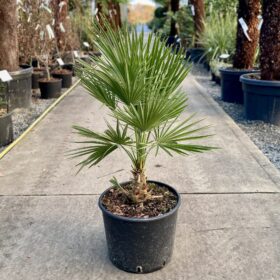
[7,66,32,111]
[220,68,258,104]
[0,112,13,146]
[240,73,280,125]
[52,70,72,88]
[99,181,181,274]
[38,78,62,99]
[62,64,75,76]
[32,69,46,90]
[186,48,205,63]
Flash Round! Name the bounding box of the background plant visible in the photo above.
[73,21,213,203]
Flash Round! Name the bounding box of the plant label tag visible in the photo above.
[239,17,251,41]
[52,19,55,25]
[59,1,66,13]
[191,5,195,16]
[35,24,40,30]
[0,70,13,82]
[220,54,230,59]
[42,5,52,14]
[59,22,65,33]
[258,19,263,31]
[94,8,98,15]
[27,13,32,22]
[46,24,55,39]
[57,58,64,66]
[83,42,90,48]
[73,51,79,58]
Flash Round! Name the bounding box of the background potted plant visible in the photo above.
[220,0,260,104]
[0,0,32,111]
[240,0,280,125]
[73,21,213,273]
[0,83,13,146]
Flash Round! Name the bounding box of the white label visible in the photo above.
[73,51,79,58]
[191,5,195,16]
[83,42,90,48]
[59,22,65,33]
[219,54,230,59]
[42,5,52,14]
[57,58,64,66]
[0,70,13,82]
[258,19,263,31]
[109,10,113,18]
[94,8,98,15]
[59,1,66,12]
[239,17,251,41]
[40,30,44,40]
[46,24,55,39]
[35,24,40,30]
[52,19,55,26]
[180,0,188,7]
[27,13,32,22]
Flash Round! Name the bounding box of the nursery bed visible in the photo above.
[192,64,280,171]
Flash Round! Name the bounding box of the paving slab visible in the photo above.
[0,75,279,195]
[0,194,280,280]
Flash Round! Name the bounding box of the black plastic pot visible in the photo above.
[38,79,62,99]
[99,181,181,274]
[220,68,259,104]
[7,66,32,111]
[0,112,13,146]
[32,70,46,89]
[240,73,280,125]
[52,71,72,88]
[62,64,75,76]
[186,48,205,63]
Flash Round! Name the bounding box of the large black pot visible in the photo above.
[52,71,72,88]
[32,70,46,90]
[220,68,258,104]
[38,79,62,99]
[62,64,75,76]
[240,73,280,125]
[99,181,181,274]
[0,112,13,146]
[186,48,205,63]
[7,66,32,111]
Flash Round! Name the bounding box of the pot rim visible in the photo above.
[9,65,33,76]
[240,73,280,87]
[98,180,181,223]
[220,67,259,75]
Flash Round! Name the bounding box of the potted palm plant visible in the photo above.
[72,21,213,273]
[240,0,280,125]
[220,0,260,104]
[0,84,13,146]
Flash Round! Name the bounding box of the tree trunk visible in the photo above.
[0,0,18,72]
[52,0,69,52]
[260,0,280,80]
[233,0,260,69]
[192,0,205,47]
[170,0,179,36]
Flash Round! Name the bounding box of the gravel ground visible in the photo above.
[192,64,280,171]
[0,90,58,153]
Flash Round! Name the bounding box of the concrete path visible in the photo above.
[0,75,280,280]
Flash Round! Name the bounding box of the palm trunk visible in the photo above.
[233,0,260,69]
[260,0,280,80]
[0,0,18,72]
[170,0,179,36]
[192,0,205,47]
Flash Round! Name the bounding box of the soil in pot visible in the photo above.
[52,69,72,88]
[240,73,280,125]
[220,67,259,104]
[38,78,62,99]
[0,108,13,146]
[62,64,75,76]
[99,181,180,274]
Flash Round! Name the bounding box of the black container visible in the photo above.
[240,73,280,125]
[99,181,181,274]
[62,64,75,76]
[52,71,72,88]
[7,66,32,111]
[0,112,13,146]
[38,79,62,99]
[32,70,46,89]
[186,48,205,63]
[220,68,258,104]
